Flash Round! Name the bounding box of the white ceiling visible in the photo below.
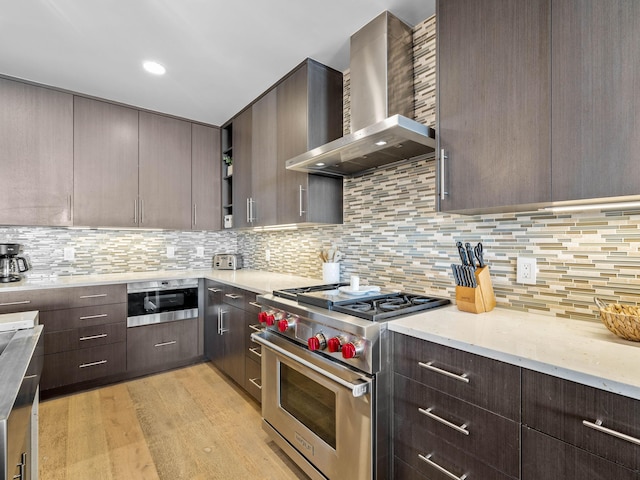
[0,0,435,126]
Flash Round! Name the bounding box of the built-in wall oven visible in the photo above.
[127,279,198,327]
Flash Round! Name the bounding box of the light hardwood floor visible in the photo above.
[39,362,308,480]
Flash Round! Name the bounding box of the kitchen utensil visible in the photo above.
[451,264,461,285]
[595,297,640,342]
[465,242,476,269]
[474,242,485,268]
[333,251,344,262]
[456,241,469,266]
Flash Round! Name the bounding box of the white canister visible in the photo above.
[322,262,340,283]
[350,275,360,291]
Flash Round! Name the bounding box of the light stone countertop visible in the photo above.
[2,270,639,400]
[0,269,322,294]
[389,305,640,400]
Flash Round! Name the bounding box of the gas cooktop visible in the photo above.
[273,283,450,322]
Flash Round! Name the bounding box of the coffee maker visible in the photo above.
[0,243,31,283]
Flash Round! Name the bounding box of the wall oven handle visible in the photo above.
[418,361,470,383]
[418,453,467,480]
[582,419,640,446]
[252,333,371,397]
[418,407,470,435]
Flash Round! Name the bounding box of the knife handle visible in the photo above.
[465,243,475,269]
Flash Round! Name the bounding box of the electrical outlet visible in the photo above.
[166,246,175,258]
[196,246,205,258]
[517,256,537,284]
[63,247,75,261]
[265,249,271,262]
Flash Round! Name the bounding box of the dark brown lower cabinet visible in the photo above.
[522,427,638,480]
[126,318,198,373]
[42,342,126,390]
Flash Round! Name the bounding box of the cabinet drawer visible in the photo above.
[522,427,637,480]
[44,322,126,354]
[393,333,521,420]
[41,342,126,390]
[394,373,519,477]
[0,283,126,314]
[394,412,516,480]
[522,369,640,471]
[245,356,262,403]
[222,285,247,309]
[126,318,198,372]
[39,302,126,331]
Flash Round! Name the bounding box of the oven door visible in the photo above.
[127,286,198,327]
[252,330,373,480]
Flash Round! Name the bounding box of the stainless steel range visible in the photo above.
[251,284,449,480]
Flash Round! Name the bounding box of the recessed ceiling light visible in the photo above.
[375,140,387,146]
[143,61,166,75]
[315,162,326,167]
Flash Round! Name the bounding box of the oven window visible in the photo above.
[127,287,198,317]
[280,363,337,449]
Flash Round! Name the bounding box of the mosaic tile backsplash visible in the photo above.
[3,15,639,324]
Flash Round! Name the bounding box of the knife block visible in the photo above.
[455,266,496,314]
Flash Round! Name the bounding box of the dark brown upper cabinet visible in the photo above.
[0,77,74,226]
[191,123,222,231]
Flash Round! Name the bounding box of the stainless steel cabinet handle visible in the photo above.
[246,197,251,223]
[0,300,31,306]
[418,453,467,480]
[248,302,262,308]
[225,293,242,299]
[418,361,470,383]
[134,199,138,224]
[79,313,108,320]
[154,340,177,347]
[193,203,197,226]
[79,293,108,299]
[248,377,262,390]
[248,323,263,333]
[208,287,222,293]
[79,333,108,341]
[582,419,640,446]
[68,195,72,221]
[299,185,306,216]
[79,360,107,368]
[248,346,262,358]
[418,407,470,435]
[140,198,144,224]
[440,148,449,200]
[218,310,229,334]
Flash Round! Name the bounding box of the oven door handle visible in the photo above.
[251,332,371,398]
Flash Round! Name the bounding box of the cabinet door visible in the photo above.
[522,427,637,480]
[204,282,224,368]
[139,112,192,229]
[551,0,640,201]
[191,124,221,230]
[231,108,253,228]
[277,63,310,224]
[73,97,139,227]
[251,90,278,226]
[0,78,73,226]
[219,305,246,386]
[437,0,551,212]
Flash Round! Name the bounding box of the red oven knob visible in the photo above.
[259,311,276,326]
[258,311,268,323]
[278,316,295,332]
[307,333,327,351]
[327,336,345,353]
[342,341,364,359]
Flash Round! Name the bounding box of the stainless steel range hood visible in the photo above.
[286,11,436,177]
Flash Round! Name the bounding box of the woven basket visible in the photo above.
[595,297,640,342]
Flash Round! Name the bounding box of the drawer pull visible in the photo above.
[80,333,108,341]
[154,340,177,347]
[0,300,31,306]
[79,313,108,320]
[79,360,107,368]
[208,288,222,293]
[225,293,242,299]
[79,294,108,299]
[249,346,262,358]
[248,301,262,308]
[248,377,262,390]
[248,323,263,333]
[418,361,470,383]
[418,453,468,480]
[582,419,640,446]
[419,407,470,435]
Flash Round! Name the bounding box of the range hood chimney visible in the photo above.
[286,11,436,177]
